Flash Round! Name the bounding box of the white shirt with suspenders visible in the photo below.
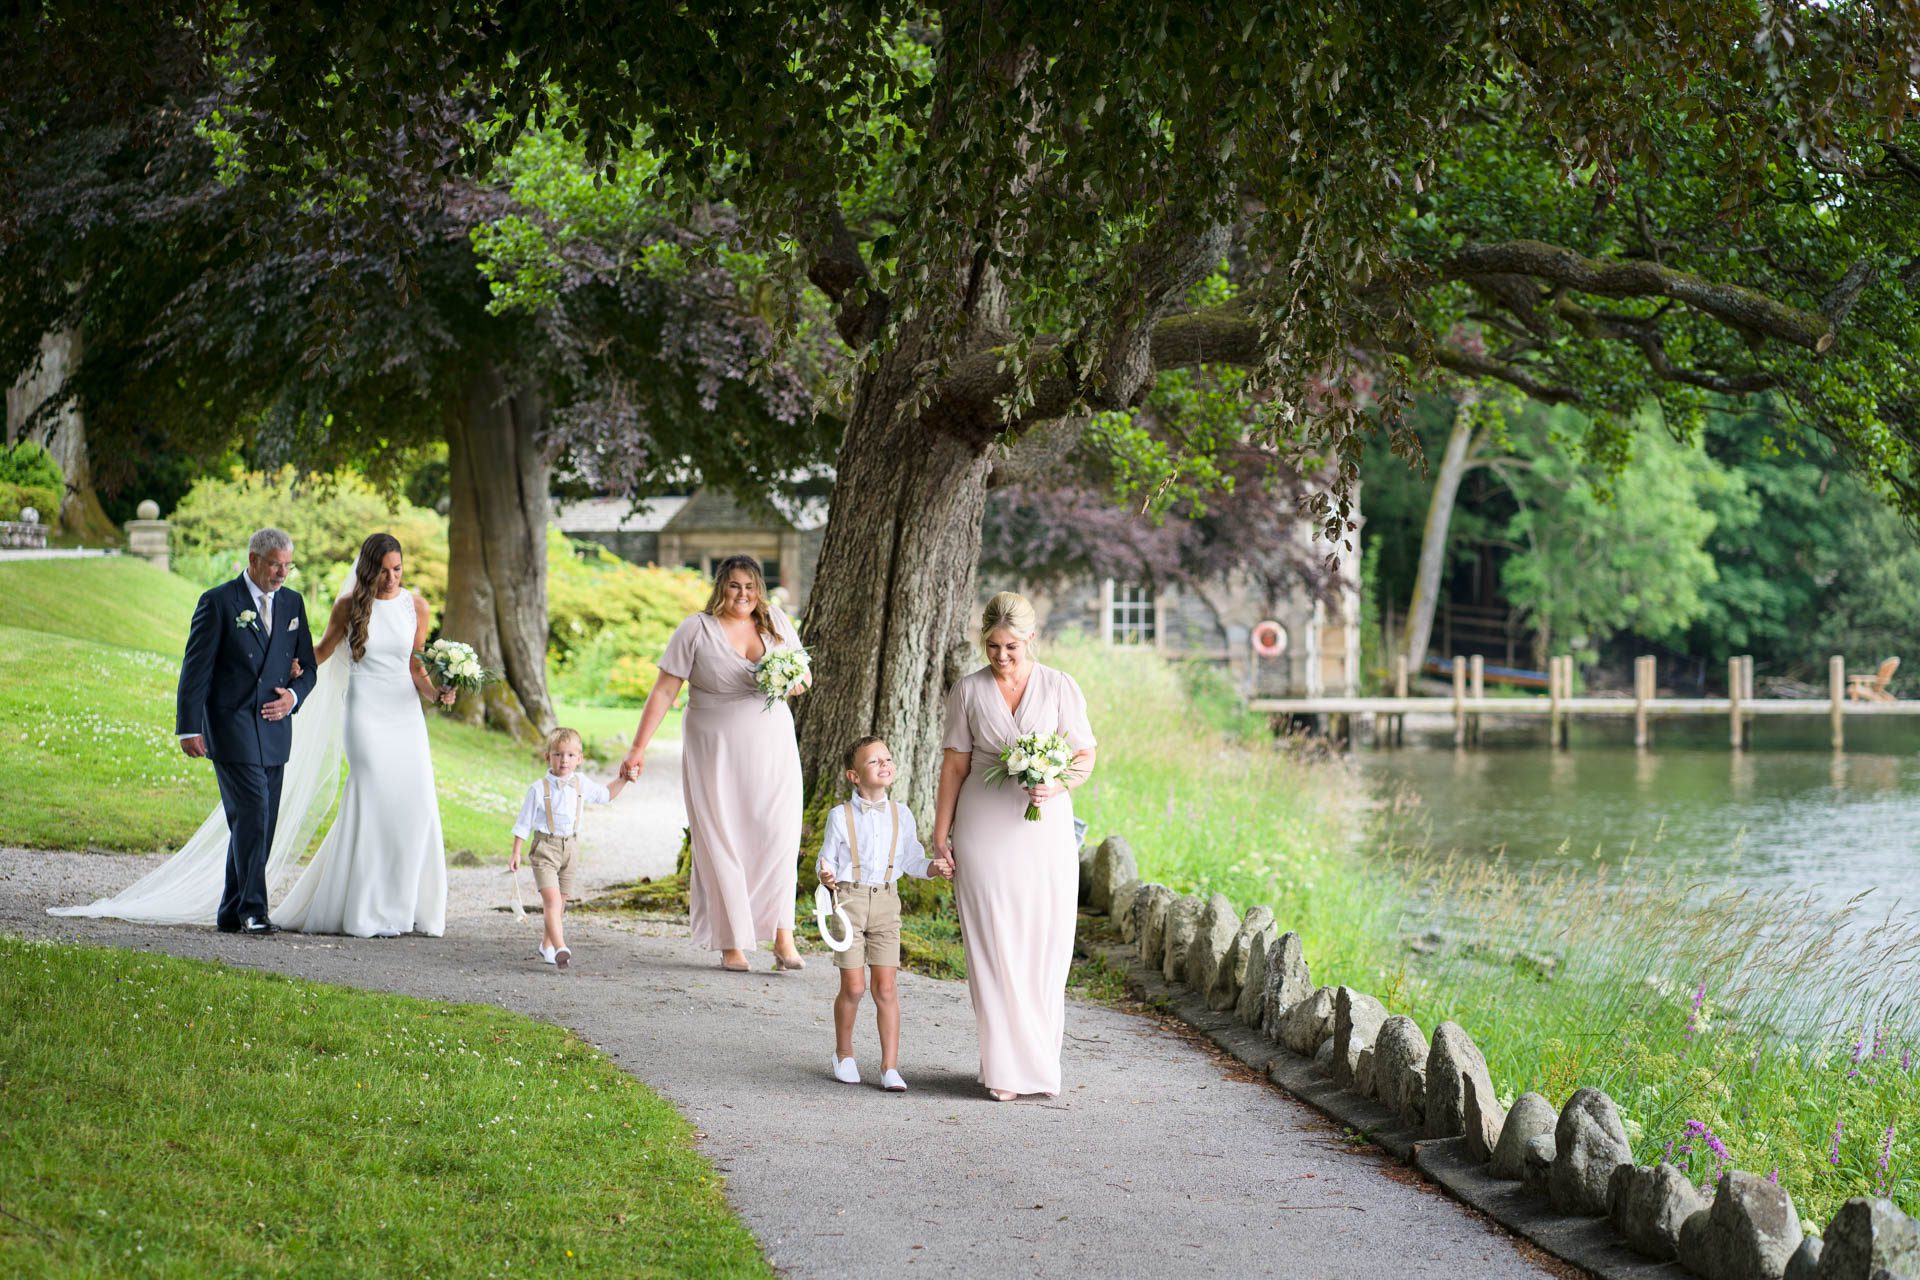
[511,772,612,841]
[816,794,932,888]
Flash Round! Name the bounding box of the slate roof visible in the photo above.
[551,496,688,534]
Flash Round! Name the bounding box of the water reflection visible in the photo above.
[1355,730,1920,918]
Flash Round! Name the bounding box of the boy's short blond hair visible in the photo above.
[544,727,584,755]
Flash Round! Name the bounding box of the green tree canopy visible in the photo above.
[12,1,1920,804]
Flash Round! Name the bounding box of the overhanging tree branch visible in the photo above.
[1429,239,1838,352]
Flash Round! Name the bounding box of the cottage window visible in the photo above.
[1105,581,1157,646]
[762,558,782,588]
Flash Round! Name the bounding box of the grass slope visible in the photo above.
[0,936,769,1278]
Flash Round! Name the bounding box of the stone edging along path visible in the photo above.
[1077,836,1920,1280]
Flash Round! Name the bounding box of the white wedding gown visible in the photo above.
[276,591,448,937]
[52,590,447,936]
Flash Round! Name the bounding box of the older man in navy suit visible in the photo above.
[175,528,319,934]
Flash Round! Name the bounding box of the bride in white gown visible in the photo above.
[276,533,452,936]
[52,532,453,936]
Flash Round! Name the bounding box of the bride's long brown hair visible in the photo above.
[346,533,404,662]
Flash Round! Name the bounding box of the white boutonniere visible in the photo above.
[235,609,258,631]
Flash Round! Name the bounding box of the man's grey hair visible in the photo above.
[248,528,293,557]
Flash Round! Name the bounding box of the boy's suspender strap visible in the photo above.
[842,799,901,885]
[542,778,585,837]
[844,800,861,884]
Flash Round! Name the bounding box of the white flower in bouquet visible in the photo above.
[984,730,1077,821]
[415,638,498,705]
[752,647,812,711]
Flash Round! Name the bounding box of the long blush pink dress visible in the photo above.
[659,607,804,952]
[944,662,1097,1095]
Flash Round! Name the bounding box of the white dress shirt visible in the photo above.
[816,794,933,888]
[512,771,614,840]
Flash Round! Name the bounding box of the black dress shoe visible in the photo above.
[240,916,278,935]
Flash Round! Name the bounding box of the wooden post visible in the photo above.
[1742,655,1756,748]
[1729,656,1745,750]
[1468,654,1485,746]
[1393,653,1409,746]
[1452,656,1467,746]
[1634,655,1654,748]
[1548,654,1563,749]
[1830,654,1845,752]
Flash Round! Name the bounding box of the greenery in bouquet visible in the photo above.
[752,648,811,711]
[983,732,1076,820]
[416,638,496,703]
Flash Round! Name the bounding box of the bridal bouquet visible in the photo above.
[416,638,495,704]
[983,731,1076,820]
[753,647,811,711]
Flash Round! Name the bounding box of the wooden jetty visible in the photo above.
[1250,654,1920,750]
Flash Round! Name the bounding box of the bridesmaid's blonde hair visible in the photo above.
[704,554,777,639]
[979,591,1038,644]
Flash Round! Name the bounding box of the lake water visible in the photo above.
[1352,718,1920,922]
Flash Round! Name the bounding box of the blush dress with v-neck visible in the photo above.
[658,607,804,952]
[943,662,1097,1095]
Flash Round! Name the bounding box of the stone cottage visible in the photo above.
[554,488,828,611]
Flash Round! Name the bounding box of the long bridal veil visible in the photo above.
[48,650,349,925]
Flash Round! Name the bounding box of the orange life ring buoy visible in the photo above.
[1252,620,1287,657]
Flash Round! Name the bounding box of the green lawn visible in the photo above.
[0,559,619,858]
[0,556,206,655]
[0,936,770,1278]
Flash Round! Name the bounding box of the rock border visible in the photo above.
[1086,869,1919,1280]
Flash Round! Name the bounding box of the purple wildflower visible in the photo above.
[1768,1168,1779,1185]
[1684,982,1707,1043]
[1679,1120,1732,1189]
[1830,1117,1845,1167]
[1877,1125,1896,1196]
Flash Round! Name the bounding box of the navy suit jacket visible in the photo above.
[175,575,320,767]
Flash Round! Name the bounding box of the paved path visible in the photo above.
[5,754,1559,1279]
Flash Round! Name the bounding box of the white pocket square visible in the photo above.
[287,617,298,630]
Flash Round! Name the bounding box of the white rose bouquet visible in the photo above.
[983,730,1076,821]
[752,647,812,711]
[415,638,495,708]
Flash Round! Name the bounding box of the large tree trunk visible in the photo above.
[442,368,554,742]
[1402,405,1484,672]
[4,327,116,541]
[796,333,995,822]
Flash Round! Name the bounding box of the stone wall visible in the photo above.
[1078,835,1920,1280]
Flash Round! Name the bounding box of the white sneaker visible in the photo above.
[554,947,571,970]
[539,944,558,965]
[881,1068,908,1092]
[832,1056,861,1084]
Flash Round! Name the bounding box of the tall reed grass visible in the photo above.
[1051,636,1918,1224]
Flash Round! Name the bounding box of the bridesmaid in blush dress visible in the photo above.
[623,555,809,972]
[931,591,1098,1100]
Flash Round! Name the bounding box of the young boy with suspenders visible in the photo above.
[816,736,952,1090]
[509,727,628,969]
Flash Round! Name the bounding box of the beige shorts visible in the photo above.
[832,883,902,969]
[527,832,578,897]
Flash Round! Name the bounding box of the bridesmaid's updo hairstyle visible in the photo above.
[704,554,778,639]
[979,591,1038,645]
[346,532,404,663]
